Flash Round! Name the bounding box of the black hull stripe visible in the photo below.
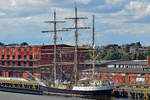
[43,87,113,96]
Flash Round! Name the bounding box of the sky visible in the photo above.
[0,0,150,46]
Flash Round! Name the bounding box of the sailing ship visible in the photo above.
[0,6,114,96]
[41,6,114,96]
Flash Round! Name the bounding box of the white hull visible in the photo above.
[72,84,114,91]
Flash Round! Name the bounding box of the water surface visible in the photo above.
[0,92,138,100]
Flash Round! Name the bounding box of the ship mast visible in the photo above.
[42,10,68,86]
[92,15,95,79]
[64,5,90,85]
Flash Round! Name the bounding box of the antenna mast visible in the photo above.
[64,6,90,85]
[42,10,68,86]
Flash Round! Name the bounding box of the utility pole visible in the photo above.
[63,6,90,85]
[92,15,95,79]
[42,10,68,86]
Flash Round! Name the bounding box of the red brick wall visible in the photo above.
[0,46,41,77]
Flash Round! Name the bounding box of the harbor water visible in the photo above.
[0,91,138,100]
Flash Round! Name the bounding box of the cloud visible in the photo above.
[1,0,150,46]
[0,12,6,16]
[0,0,53,11]
[105,0,124,5]
[73,0,92,5]
[106,23,150,35]
[125,1,150,19]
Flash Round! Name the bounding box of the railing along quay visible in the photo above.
[113,84,150,99]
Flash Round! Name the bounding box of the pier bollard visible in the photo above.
[144,92,148,99]
[111,90,114,95]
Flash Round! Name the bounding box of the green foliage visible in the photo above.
[104,49,121,60]
[124,44,129,53]
[97,47,107,60]
[94,42,147,61]
[135,42,141,48]
[0,42,4,46]
[84,52,92,60]
[121,53,130,60]
[20,42,29,46]
[146,46,150,56]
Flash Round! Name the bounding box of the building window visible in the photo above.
[12,49,15,52]
[18,55,21,59]
[65,54,67,58]
[18,62,21,66]
[7,49,9,52]
[24,55,26,59]
[2,62,4,65]
[1,49,4,52]
[24,62,26,66]
[29,55,33,59]
[69,54,72,58]
[18,72,22,78]
[12,62,15,66]
[30,48,32,52]
[29,62,33,66]
[7,62,10,66]
[12,55,15,59]
[18,48,21,52]
[24,49,26,52]
[1,55,4,59]
[7,55,10,59]
[34,55,38,59]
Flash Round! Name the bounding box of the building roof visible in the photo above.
[81,60,150,74]
[81,67,150,74]
[107,60,148,66]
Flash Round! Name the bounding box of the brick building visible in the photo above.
[0,44,86,80]
[40,44,86,80]
[0,45,41,78]
[80,58,150,86]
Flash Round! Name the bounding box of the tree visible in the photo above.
[20,42,29,46]
[0,42,5,46]
[97,47,107,60]
[146,46,150,57]
[121,53,130,60]
[130,53,136,60]
[135,42,142,48]
[135,53,145,60]
[124,44,129,53]
[104,49,121,60]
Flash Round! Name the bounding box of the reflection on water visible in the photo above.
[0,91,138,100]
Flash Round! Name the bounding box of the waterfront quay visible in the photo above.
[113,84,150,99]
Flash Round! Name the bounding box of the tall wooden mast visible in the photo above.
[92,15,95,79]
[42,10,68,86]
[64,5,90,85]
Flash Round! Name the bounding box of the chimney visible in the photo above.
[147,56,150,66]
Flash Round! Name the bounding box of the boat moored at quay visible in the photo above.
[0,6,114,97]
[0,76,114,96]
[0,77,43,95]
[42,79,114,96]
[40,6,114,97]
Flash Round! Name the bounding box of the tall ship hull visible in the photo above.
[43,85,114,96]
[42,79,114,96]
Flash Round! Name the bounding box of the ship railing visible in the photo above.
[0,81,41,90]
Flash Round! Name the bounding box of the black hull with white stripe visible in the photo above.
[42,85,114,96]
